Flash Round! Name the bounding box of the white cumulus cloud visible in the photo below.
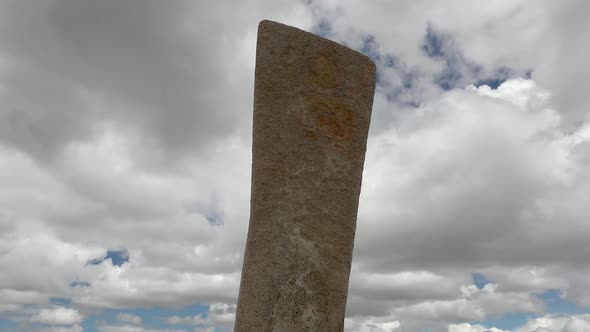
[31,307,83,325]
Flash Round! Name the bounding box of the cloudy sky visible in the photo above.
[1,1,590,331]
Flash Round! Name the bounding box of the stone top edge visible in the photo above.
[258,19,376,72]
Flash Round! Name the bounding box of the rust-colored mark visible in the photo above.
[309,52,338,89]
[302,97,358,156]
[316,102,355,142]
[305,130,319,140]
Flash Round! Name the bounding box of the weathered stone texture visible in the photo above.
[234,20,376,332]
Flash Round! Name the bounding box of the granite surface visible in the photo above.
[234,20,376,332]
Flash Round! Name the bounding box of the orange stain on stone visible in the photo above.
[314,57,337,88]
[303,97,358,156]
[305,129,318,140]
[308,51,338,88]
[301,48,360,156]
[316,101,355,142]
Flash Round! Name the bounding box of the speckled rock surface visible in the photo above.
[234,20,376,332]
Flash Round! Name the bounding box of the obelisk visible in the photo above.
[235,20,376,331]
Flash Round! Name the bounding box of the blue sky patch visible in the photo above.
[0,319,16,330]
[49,297,72,306]
[81,303,209,332]
[421,25,446,58]
[475,66,519,89]
[206,211,224,226]
[538,289,586,315]
[478,312,540,331]
[311,18,332,38]
[472,272,491,289]
[361,35,381,64]
[420,24,530,91]
[475,78,505,89]
[87,249,129,267]
[105,249,129,266]
[435,67,465,91]
[357,35,421,106]
[476,289,588,330]
[70,280,91,288]
[421,24,472,90]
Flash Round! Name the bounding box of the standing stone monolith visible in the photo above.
[234,20,376,331]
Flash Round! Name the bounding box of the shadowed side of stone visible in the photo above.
[234,20,376,332]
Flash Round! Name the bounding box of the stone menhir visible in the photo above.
[235,20,376,331]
